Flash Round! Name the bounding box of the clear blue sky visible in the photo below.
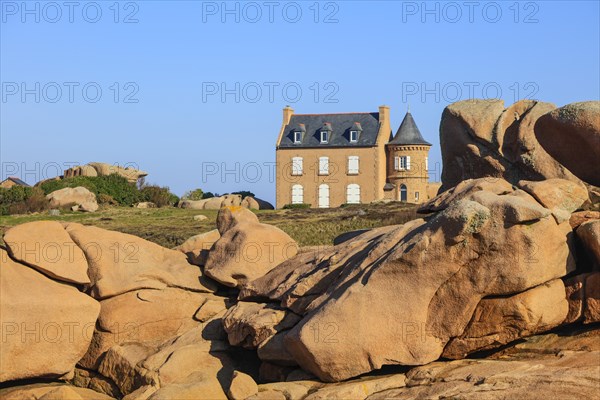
[1,1,599,203]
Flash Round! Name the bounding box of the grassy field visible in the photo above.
[0,203,419,248]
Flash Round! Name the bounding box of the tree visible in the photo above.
[231,190,255,199]
[184,188,204,200]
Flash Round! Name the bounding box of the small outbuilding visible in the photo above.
[0,177,30,189]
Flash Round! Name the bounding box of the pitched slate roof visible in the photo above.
[388,112,431,146]
[3,177,30,187]
[279,112,384,148]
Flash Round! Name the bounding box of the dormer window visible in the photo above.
[320,122,332,144]
[293,131,302,143]
[349,122,362,143]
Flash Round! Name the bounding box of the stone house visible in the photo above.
[275,105,440,209]
[0,177,30,189]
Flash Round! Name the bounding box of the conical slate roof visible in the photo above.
[388,112,431,146]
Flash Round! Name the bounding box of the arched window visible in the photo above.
[346,184,360,204]
[400,184,408,202]
[292,184,303,204]
[318,184,330,208]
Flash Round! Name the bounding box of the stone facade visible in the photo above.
[0,177,30,189]
[276,106,440,209]
[386,144,431,203]
[276,146,385,209]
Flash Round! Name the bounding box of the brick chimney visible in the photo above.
[378,105,391,137]
[283,105,294,125]
[378,105,390,126]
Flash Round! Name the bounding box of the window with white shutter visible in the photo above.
[319,157,329,175]
[318,184,330,208]
[425,157,429,172]
[348,156,359,175]
[291,157,303,176]
[394,156,400,171]
[292,184,304,204]
[346,184,360,204]
[398,156,409,170]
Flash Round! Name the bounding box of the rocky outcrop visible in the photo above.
[518,178,588,222]
[78,288,212,370]
[46,186,99,212]
[216,206,260,235]
[576,220,600,269]
[134,201,156,208]
[535,101,600,186]
[205,207,298,288]
[222,302,301,349]
[64,222,216,299]
[4,221,90,284]
[242,196,275,210]
[228,371,259,400]
[442,279,568,358]
[0,179,598,398]
[570,210,600,229]
[178,199,211,210]
[174,229,221,266]
[63,162,148,184]
[438,99,596,193]
[0,383,116,400]
[0,248,100,382]
[179,195,274,210]
[228,178,585,382]
[564,272,600,324]
[179,194,243,210]
[368,347,600,399]
[3,328,598,399]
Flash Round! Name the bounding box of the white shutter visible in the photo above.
[425,157,428,172]
[318,184,330,208]
[394,156,399,171]
[292,184,303,204]
[399,156,407,170]
[406,156,411,170]
[319,157,329,175]
[346,184,360,204]
[292,157,303,176]
[348,156,359,175]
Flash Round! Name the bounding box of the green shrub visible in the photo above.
[282,203,311,209]
[39,174,140,206]
[97,193,117,205]
[184,188,204,200]
[202,192,217,199]
[0,185,31,204]
[168,192,179,206]
[0,186,48,215]
[90,174,140,205]
[24,187,49,213]
[140,185,178,207]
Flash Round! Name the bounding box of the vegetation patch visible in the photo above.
[0,202,419,248]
